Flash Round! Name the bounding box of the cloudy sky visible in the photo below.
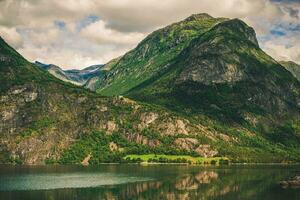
[0,0,299,69]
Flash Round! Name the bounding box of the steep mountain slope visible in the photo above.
[96,14,228,95]
[127,19,300,122]
[280,61,300,81]
[35,61,104,86]
[94,15,299,123]
[91,14,300,161]
[83,57,120,91]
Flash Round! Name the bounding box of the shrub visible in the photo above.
[210,160,217,165]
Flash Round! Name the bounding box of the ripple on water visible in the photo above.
[0,172,152,191]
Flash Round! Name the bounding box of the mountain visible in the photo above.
[0,35,247,164]
[35,61,104,86]
[280,61,300,81]
[129,19,300,122]
[96,14,228,95]
[93,14,300,161]
[94,15,300,124]
[1,13,300,165]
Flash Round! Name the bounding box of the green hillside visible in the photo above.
[280,61,300,81]
[1,14,300,165]
[96,14,227,95]
[127,19,300,122]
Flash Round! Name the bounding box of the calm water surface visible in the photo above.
[0,164,299,200]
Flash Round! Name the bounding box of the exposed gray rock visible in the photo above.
[106,121,118,134]
[109,142,118,152]
[174,138,199,150]
[174,138,218,157]
[125,132,160,147]
[280,175,300,188]
[138,112,159,130]
[81,154,91,166]
[195,145,218,158]
[178,58,245,85]
[158,119,189,136]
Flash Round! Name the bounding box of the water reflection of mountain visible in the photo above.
[175,171,218,190]
[97,169,297,200]
[1,167,299,200]
[102,170,251,199]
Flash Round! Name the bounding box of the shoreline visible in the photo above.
[1,162,300,167]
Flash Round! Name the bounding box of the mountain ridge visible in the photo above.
[96,14,228,95]
[94,16,299,123]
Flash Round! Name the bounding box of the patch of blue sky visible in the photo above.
[270,0,300,3]
[270,30,286,36]
[269,22,300,38]
[76,15,100,32]
[287,24,300,32]
[278,23,300,32]
[54,20,66,30]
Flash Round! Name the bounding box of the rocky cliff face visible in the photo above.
[0,37,225,164]
[0,83,224,164]
[177,19,258,85]
[126,18,300,123]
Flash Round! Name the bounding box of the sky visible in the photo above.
[0,0,299,69]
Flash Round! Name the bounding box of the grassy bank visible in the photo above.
[124,154,229,165]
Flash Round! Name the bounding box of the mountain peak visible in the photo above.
[184,13,214,22]
[213,18,259,47]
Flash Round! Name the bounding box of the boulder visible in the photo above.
[280,176,300,188]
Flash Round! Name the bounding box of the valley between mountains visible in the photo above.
[0,14,300,165]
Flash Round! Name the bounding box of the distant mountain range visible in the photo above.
[0,13,300,165]
[34,61,104,86]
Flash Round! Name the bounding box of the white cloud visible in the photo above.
[0,0,299,68]
[80,20,145,45]
[18,43,111,70]
[20,27,60,47]
[0,26,23,48]
[263,37,300,64]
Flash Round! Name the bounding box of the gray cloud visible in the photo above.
[271,0,300,3]
[286,7,299,18]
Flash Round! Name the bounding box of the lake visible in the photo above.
[0,164,299,200]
